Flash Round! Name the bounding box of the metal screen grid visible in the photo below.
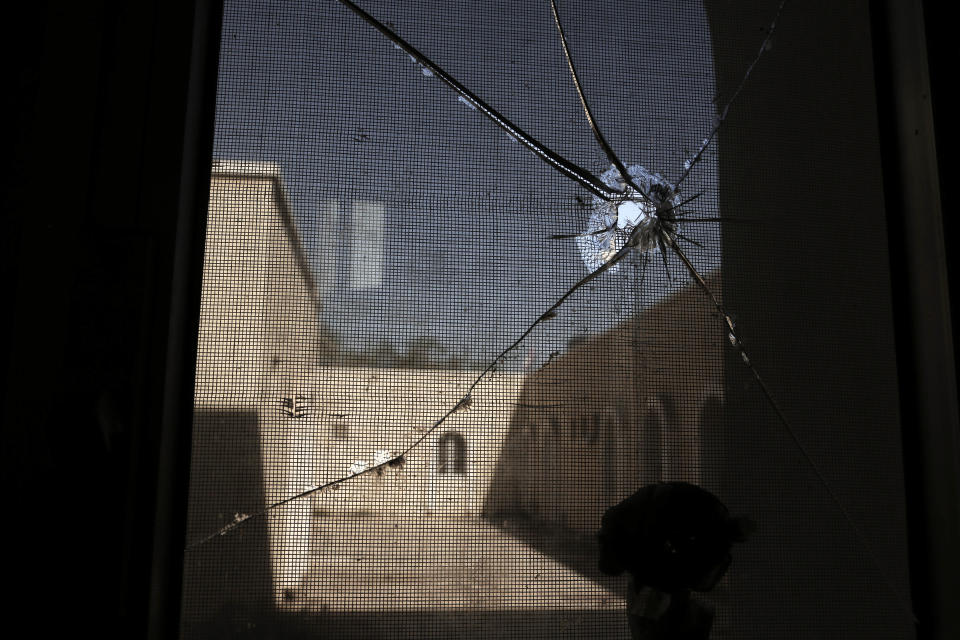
[180,1,914,638]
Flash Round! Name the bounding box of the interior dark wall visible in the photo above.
[704,0,957,638]
[875,0,960,637]
[706,0,908,635]
[920,0,958,386]
[0,2,222,638]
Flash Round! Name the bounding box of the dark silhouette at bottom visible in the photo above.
[598,482,753,639]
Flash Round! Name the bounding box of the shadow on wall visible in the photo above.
[481,273,726,590]
[180,410,272,638]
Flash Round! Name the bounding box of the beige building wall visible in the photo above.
[184,162,722,625]
[483,272,724,535]
[187,160,331,612]
[194,159,325,410]
[187,161,527,611]
[297,365,524,516]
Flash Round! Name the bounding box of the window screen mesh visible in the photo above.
[180,1,915,638]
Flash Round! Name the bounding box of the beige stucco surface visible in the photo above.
[185,162,721,626]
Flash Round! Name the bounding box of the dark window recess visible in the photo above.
[437,431,467,475]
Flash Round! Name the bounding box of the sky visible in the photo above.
[212,0,721,367]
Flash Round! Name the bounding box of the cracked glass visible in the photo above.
[180,1,916,638]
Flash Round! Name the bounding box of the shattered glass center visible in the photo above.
[577,164,681,273]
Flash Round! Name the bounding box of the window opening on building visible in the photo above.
[350,199,384,290]
[437,431,467,475]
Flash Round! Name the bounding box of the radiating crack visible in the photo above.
[188,1,917,625]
